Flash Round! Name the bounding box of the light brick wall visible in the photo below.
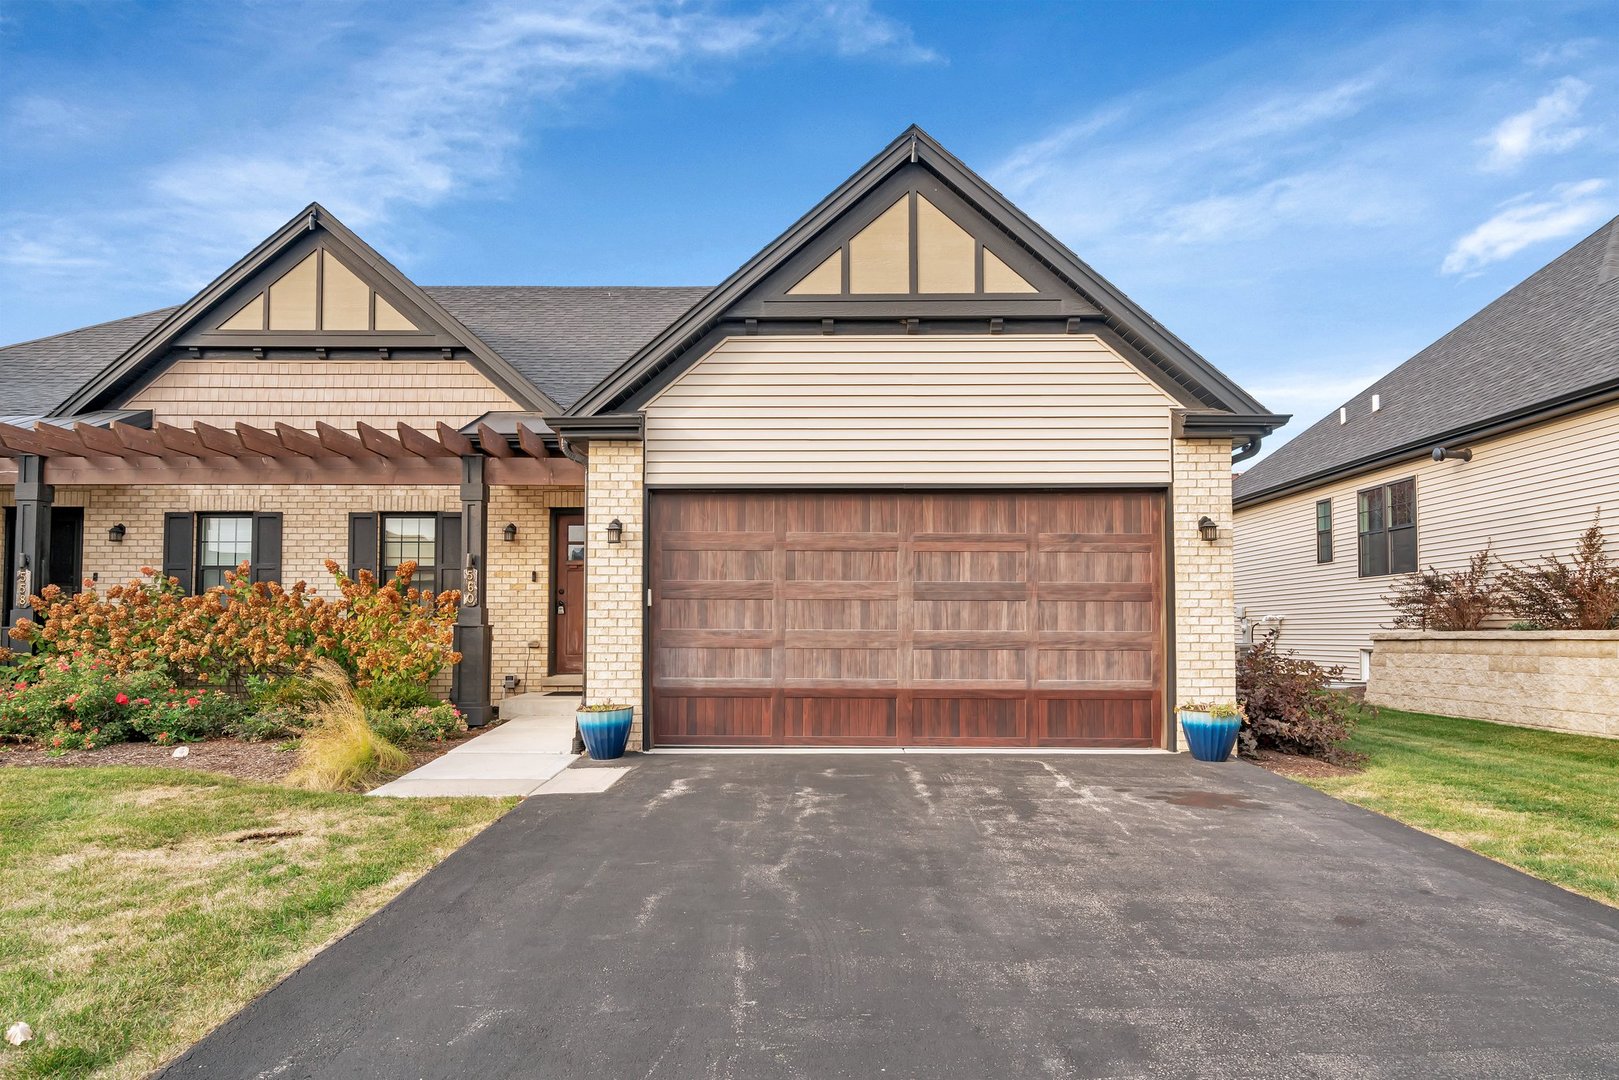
[1172,439,1237,750]
[4,483,577,702]
[584,441,646,747]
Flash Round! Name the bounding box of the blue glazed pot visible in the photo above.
[1180,711,1241,762]
[578,707,633,760]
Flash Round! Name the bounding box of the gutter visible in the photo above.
[1233,379,1619,510]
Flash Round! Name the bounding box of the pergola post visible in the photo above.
[7,455,52,649]
[451,453,494,727]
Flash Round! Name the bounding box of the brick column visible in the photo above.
[585,441,645,747]
[1171,439,1237,751]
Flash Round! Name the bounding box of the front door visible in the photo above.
[552,510,586,675]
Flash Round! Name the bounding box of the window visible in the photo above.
[198,515,254,591]
[1357,478,1416,577]
[1315,499,1333,563]
[382,514,439,593]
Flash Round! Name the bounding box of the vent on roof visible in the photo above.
[1601,220,1619,284]
[1371,394,1381,412]
[1339,406,1347,425]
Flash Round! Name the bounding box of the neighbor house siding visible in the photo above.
[642,336,1180,486]
[1233,398,1619,672]
[122,358,521,430]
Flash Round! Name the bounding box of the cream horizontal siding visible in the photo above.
[123,358,521,430]
[1233,399,1619,673]
[642,336,1178,486]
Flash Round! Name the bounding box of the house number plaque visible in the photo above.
[463,565,479,607]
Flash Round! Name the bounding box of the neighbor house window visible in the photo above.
[382,514,439,592]
[1357,478,1416,577]
[1315,499,1333,563]
[197,514,254,591]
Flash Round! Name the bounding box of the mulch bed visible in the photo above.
[1246,747,1363,779]
[0,730,484,785]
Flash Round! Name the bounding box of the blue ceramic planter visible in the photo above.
[578,707,633,760]
[1180,711,1241,762]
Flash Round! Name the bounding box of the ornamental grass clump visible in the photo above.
[284,661,410,792]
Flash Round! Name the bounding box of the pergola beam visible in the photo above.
[0,423,51,456]
[112,422,172,458]
[316,421,379,460]
[195,422,250,457]
[397,423,457,459]
[436,422,476,457]
[275,422,331,458]
[356,421,409,458]
[30,423,92,458]
[476,423,515,458]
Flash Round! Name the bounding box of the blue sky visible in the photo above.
[2,0,1615,453]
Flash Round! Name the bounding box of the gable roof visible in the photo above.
[0,289,707,415]
[423,286,707,408]
[566,125,1282,428]
[54,204,557,416]
[1234,215,1619,508]
[0,308,177,416]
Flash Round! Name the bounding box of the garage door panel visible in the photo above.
[650,490,1164,747]
[655,694,775,743]
[912,696,1028,744]
[784,696,897,742]
[1039,695,1156,746]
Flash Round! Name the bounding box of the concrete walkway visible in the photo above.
[369,692,579,797]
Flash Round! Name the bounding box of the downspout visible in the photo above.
[1231,436,1262,464]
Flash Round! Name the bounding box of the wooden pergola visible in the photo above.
[0,419,582,486]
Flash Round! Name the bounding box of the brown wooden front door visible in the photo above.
[649,490,1165,747]
[552,510,586,675]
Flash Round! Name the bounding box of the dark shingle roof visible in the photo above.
[0,308,176,415]
[1234,216,1619,506]
[424,286,709,408]
[0,287,711,415]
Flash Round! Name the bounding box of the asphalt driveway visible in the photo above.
[161,754,1619,1079]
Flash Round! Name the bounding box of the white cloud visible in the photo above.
[1441,179,1611,275]
[1479,77,1592,172]
[1,0,937,293]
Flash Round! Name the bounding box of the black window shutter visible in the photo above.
[348,513,378,581]
[162,512,195,594]
[437,513,464,596]
[251,513,282,584]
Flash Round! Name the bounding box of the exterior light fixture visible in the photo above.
[1431,446,1472,463]
[107,523,127,543]
[502,522,518,543]
[606,518,624,545]
[1197,516,1219,543]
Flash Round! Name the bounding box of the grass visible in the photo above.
[0,767,514,1079]
[286,660,411,792]
[1297,707,1619,906]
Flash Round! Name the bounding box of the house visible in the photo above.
[1233,216,1619,678]
[2,127,1283,750]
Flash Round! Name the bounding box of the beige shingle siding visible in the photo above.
[642,336,1179,486]
[1173,439,1238,747]
[1234,399,1619,672]
[585,442,646,746]
[122,358,521,430]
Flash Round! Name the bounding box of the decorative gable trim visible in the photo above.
[55,204,554,416]
[565,125,1283,434]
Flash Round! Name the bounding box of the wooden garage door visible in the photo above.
[649,491,1165,747]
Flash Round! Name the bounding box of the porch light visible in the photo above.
[606,518,624,545]
[107,523,127,543]
[1197,516,1219,543]
[503,522,518,543]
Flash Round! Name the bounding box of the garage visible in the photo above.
[649,490,1165,747]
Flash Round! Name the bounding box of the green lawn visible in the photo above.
[0,768,514,1080]
[1298,708,1619,906]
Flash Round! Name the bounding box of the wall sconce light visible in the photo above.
[107,523,127,543]
[1197,516,1219,543]
[502,523,518,543]
[606,518,624,545]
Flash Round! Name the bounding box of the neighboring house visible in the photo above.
[2,127,1283,750]
[1233,216,1619,677]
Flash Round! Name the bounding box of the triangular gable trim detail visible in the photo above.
[56,204,553,415]
[566,125,1278,421]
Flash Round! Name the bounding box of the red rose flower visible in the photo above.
[186,697,200,707]
[115,692,130,705]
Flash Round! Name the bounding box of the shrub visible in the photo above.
[355,678,441,711]
[1236,633,1365,765]
[10,559,460,690]
[1497,516,1619,630]
[1383,548,1499,630]
[0,655,210,750]
[367,703,465,749]
[129,688,244,744]
[285,661,410,791]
